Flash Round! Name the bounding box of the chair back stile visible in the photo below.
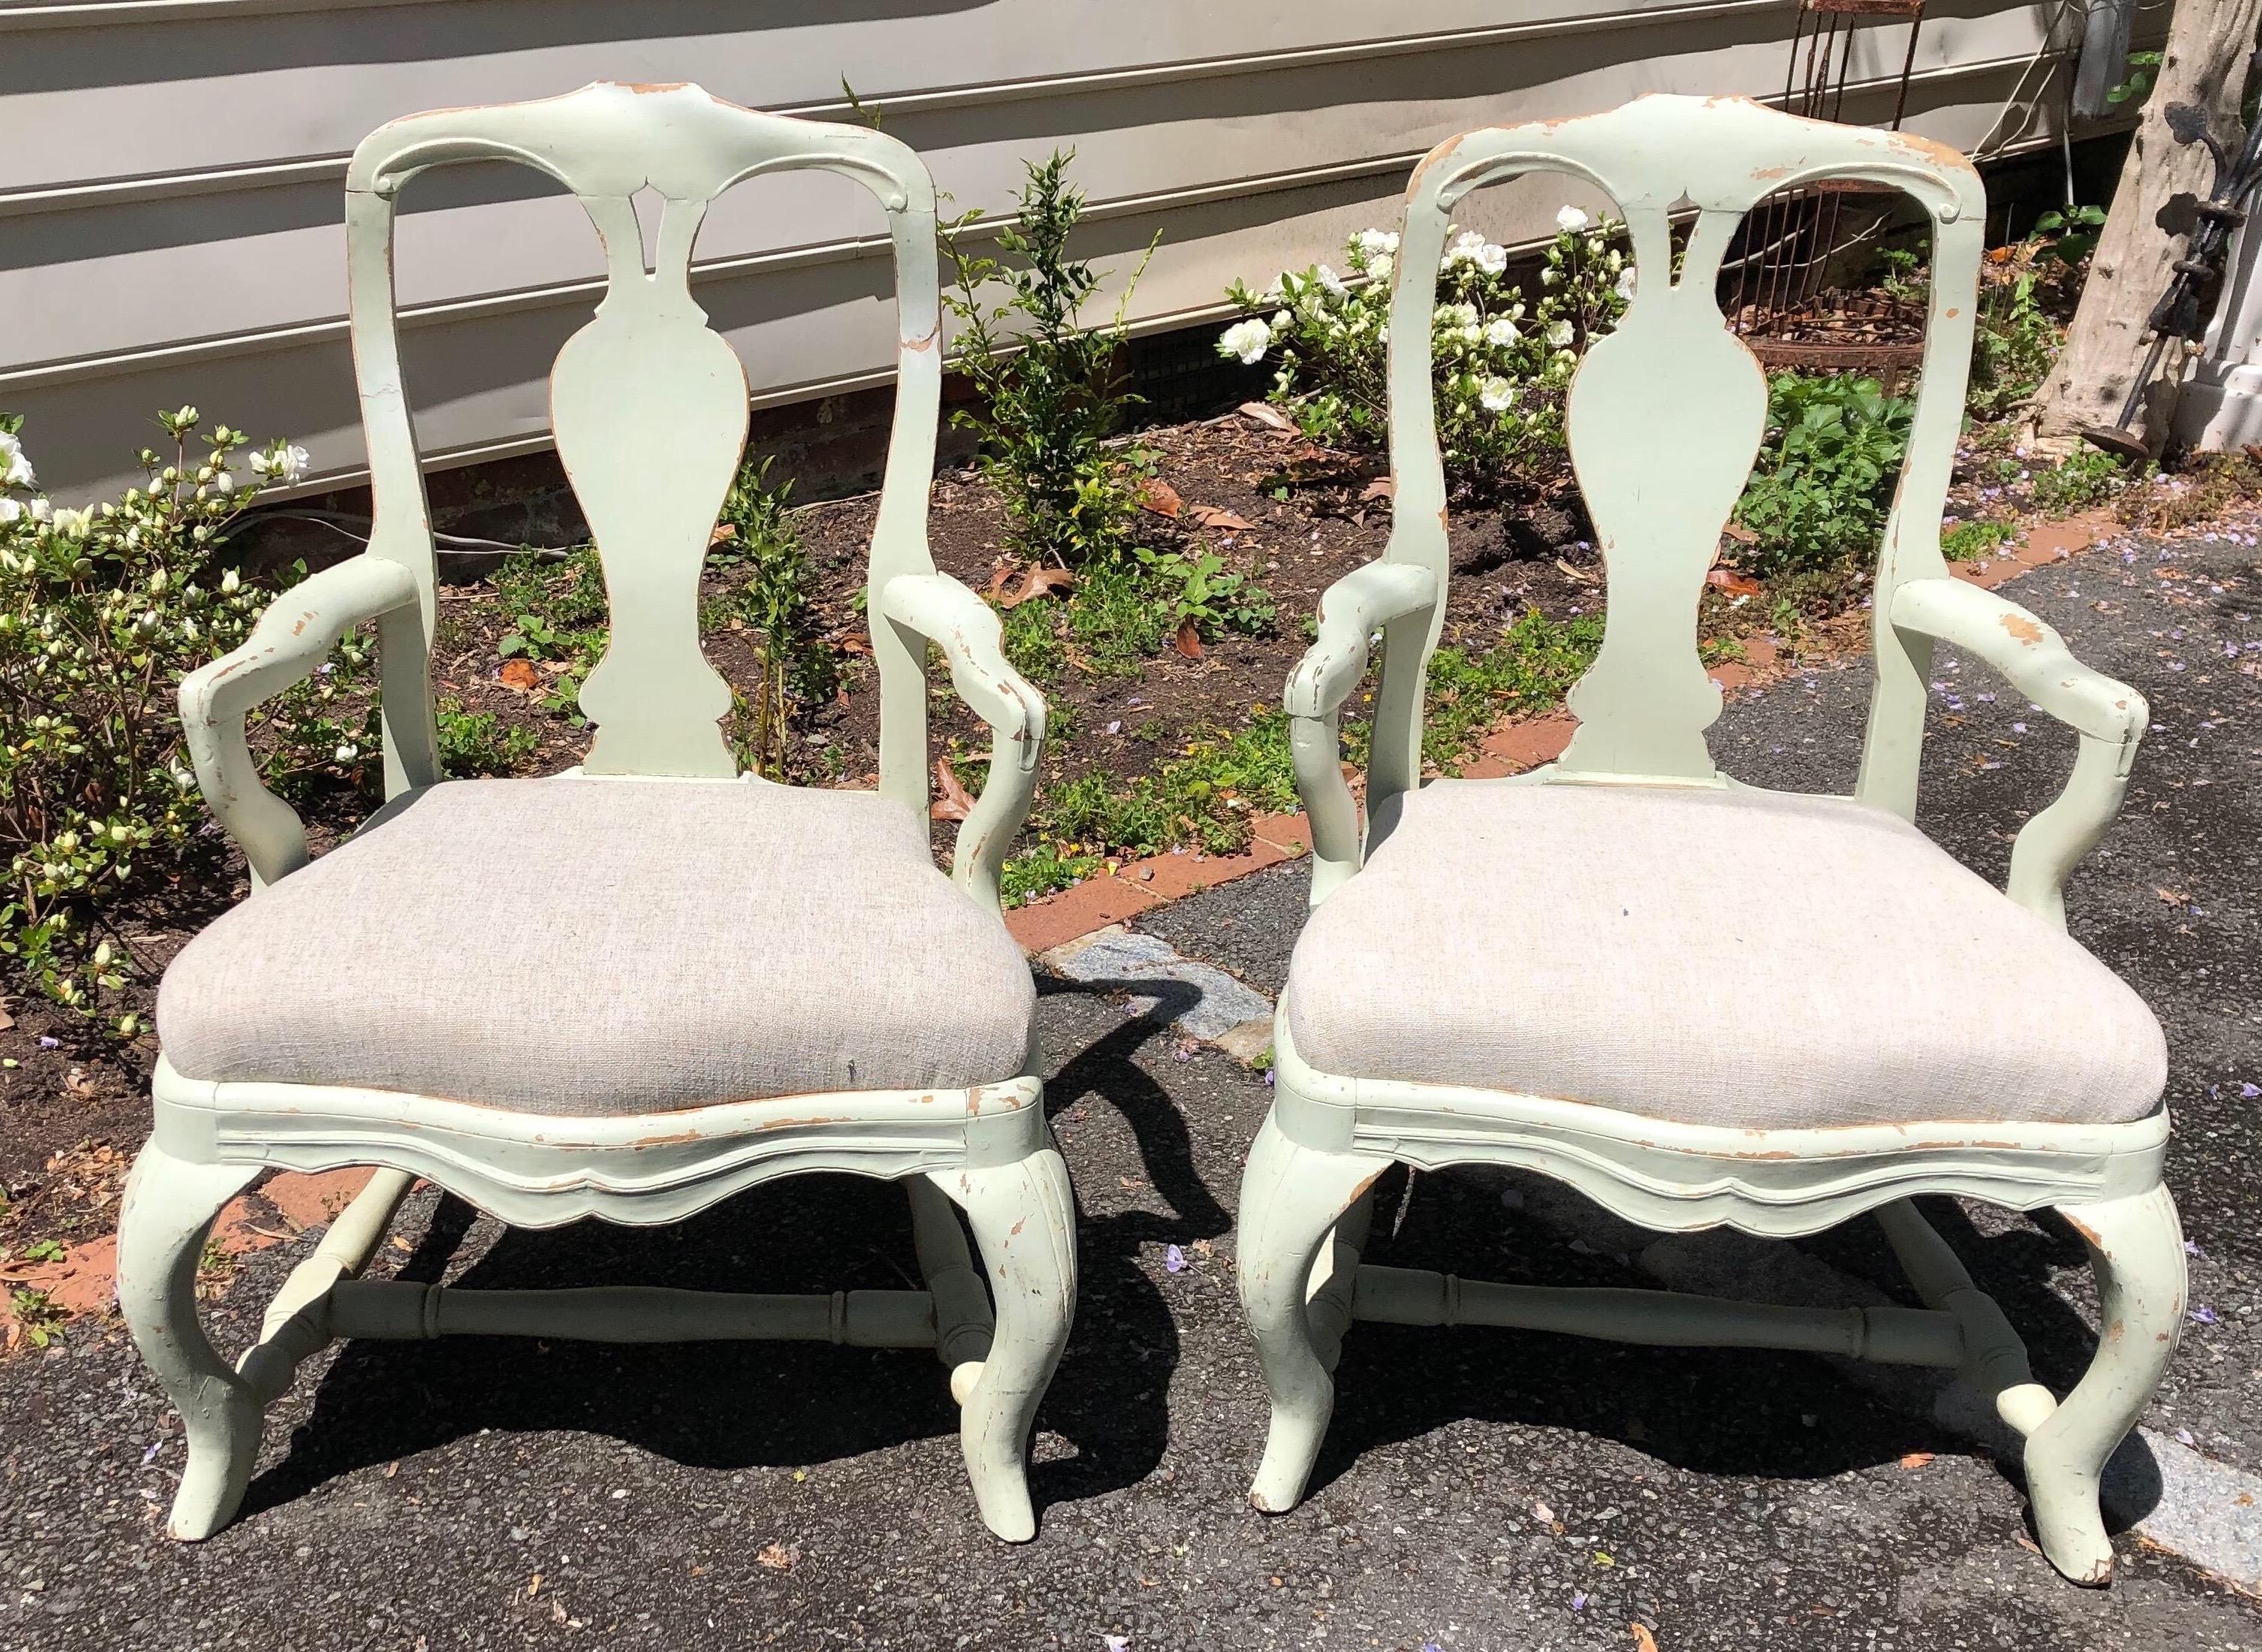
[343,82,943,811]
[1376,95,1984,812]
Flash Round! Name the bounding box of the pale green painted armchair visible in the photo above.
[120,83,1072,1546]
[1238,94,2180,1587]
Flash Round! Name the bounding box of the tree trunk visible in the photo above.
[2035,0,2262,446]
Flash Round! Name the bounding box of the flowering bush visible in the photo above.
[0,407,322,1025]
[1220,206,1633,490]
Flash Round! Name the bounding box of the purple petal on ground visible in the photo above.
[2191,1306,2219,1326]
[1165,1244,1186,1274]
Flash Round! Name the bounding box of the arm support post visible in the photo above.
[1889,578,2148,927]
[1283,562,1439,904]
[177,556,424,889]
[875,572,1047,910]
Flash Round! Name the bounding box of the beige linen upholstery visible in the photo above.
[159,777,1036,1113]
[1283,778,2165,1128]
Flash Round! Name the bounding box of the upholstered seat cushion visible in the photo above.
[158,777,1036,1113]
[1283,779,2165,1129]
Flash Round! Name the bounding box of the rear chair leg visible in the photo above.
[116,1144,263,1540]
[2023,1184,2186,1585]
[932,1144,1076,1541]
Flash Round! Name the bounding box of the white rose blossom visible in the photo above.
[249,443,311,485]
[1366,252,1393,284]
[1218,317,1273,365]
[0,432,33,490]
[1485,317,1521,346]
[1556,205,1592,233]
[1354,229,1400,260]
[1474,242,1508,275]
[1315,263,1348,298]
[1479,376,1515,413]
[1616,264,1638,302]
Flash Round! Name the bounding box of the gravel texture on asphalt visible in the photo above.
[4,528,2259,1651]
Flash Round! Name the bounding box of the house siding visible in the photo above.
[0,0,2111,500]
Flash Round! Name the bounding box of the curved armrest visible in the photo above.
[875,572,1047,910]
[1283,561,1440,903]
[179,556,421,889]
[1889,578,2148,926]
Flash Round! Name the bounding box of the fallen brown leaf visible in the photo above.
[709,522,736,546]
[1719,521,1759,546]
[1237,400,1297,433]
[1631,1626,1660,1652]
[1189,505,1256,533]
[1174,617,1205,659]
[2155,887,2190,906]
[1898,1451,1934,1469]
[931,756,975,822]
[1138,477,1184,518]
[1707,567,1763,597]
[1556,557,1598,584]
[997,564,1075,609]
[498,659,541,692]
[756,1541,801,1572]
[834,631,871,656]
[1360,476,1396,503]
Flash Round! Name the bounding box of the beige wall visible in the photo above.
[1,1,2112,501]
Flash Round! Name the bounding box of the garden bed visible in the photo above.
[5,394,2243,1289]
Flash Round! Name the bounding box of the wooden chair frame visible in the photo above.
[120,83,1072,1545]
[1236,96,2182,1585]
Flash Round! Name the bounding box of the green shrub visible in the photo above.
[1941,518,2017,562]
[709,456,831,778]
[1968,269,2061,422]
[1134,545,1274,640]
[1419,608,1606,771]
[1040,712,1300,861]
[435,697,539,777]
[944,152,1154,569]
[1731,373,1913,578]
[0,407,321,1024]
[2030,448,2127,515]
[488,547,605,721]
[1220,209,1630,491]
[1063,555,1169,676]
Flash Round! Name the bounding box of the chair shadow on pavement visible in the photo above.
[1303,1173,2170,1539]
[236,974,1226,1533]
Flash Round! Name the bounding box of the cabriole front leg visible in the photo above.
[116,1145,263,1540]
[933,1144,1076,1541]
[2023,1184,2186,1585]
[1235,1111,1388,1514]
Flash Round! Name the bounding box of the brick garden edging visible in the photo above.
[0,509,2118,1347]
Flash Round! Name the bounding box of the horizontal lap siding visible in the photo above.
[1,0,2098,499]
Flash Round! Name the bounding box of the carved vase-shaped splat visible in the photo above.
[554,281,749,778]
[1556,289,1767,782]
